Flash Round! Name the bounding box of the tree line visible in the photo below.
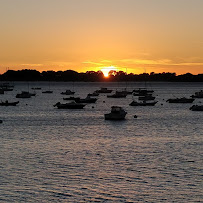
[0,69,203,82]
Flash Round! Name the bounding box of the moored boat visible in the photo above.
[96,87,113,93]
[42,90,53,93]
[16,91,33,98]
[63,96,80,101]
[104,106,127,120]
[138,94,155,101]
[88,91,99,96]
[0,101,19,106]
[166,97,194,103]
[129,100,157,106]
[0,83,14,91]
[53,101,85,109]
[190,105,203,111]
[191,90,203,98]
[133,88,154,96]
[0,89,4,94]
[107,91,127,98]
[31,87,41,90]
[61,90,75,95]
[74,96,97,103]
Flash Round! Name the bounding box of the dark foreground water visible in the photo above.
[0,82,202,202]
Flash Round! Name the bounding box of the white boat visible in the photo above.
[104,106,127,120]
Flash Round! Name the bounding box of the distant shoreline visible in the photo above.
[0,69,203,82]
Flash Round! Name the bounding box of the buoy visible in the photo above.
[134,115,138,118]
[103,101,105,103]
[161,103,163,105]
[92,106,94,108]
[0,120,2,123]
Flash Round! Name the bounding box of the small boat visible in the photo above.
[0,87,13,91]
[0,82,14,88]
[107,91,127,98]
[88,91,99,96]
[133,88,154,96]
[104,106,127,120]
[166,97,194,103]
[0,101,19,106]
[190,105,203,111]
[129,100,158,106]
[16,91,35,98]
[96,87,113,93]
[138,95,155,101]
[0,89,4,94]
[61,90,75,95]
[42,90,53,94]
[53,101,85,109]
[191,90,203,98]
[0,83,14,91]
[63,96,80,101]
[74,96,97,103]
[31,87,41,90]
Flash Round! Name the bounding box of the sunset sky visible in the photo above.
[0,0,202,75]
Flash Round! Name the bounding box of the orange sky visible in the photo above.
[0,0,203,75]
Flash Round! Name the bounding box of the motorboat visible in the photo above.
[42,90,53,93]
[104,106,127,120]
[138,94,155,101]
[133,88,154,96]
[61,90,75,95]
[190,105,203,111]
[74,96,97,103]
[0,89,4,94]
[63,96,80,101]
[129,100,158,106]
[53,101,85,109]
[31,87,41,90]
[95,87,113,93]
[107,91,127,98]
[88,91,99,96]
[16,91,33,98]
[191,90,203,98]
[166,97,194,103]
[0,101,19,106]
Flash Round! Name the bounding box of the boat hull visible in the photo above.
[129,101,157,106]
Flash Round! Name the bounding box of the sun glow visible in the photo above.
[101,66,117,77]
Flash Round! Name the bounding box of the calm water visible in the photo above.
[0,82,202,202]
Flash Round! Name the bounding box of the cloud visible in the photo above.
[82,61,104,66]
[21,64,43,67]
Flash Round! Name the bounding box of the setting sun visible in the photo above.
[101,66,117,77]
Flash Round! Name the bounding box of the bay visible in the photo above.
[0,82,202,202]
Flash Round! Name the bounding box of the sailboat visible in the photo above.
[42,81,53,93]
